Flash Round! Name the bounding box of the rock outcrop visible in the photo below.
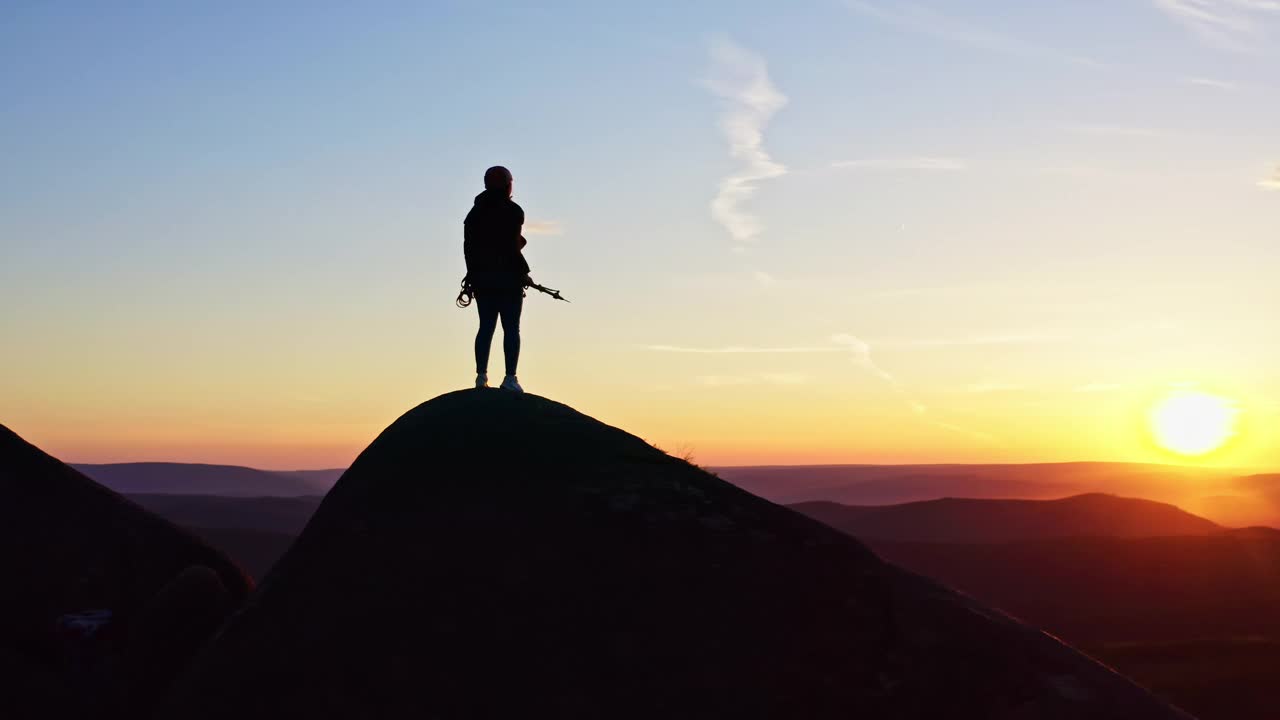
[166,391,1192,719]
[0,424,251,718]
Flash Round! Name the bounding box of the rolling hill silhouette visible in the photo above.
[74,462,341,496]
[793,498,1279,719]
[1215,475,1280,526]
[166,391,1188,719]
[868,533,1280,647]
[0,424,252,719]
[715,463,1069,504]
[184,526,298,581]
[124,493,323,535]
[791,494,1222,543]
[716,463,1280,530]
[868,534,1280,720]
[715,462,1238,505]
[117,495,320,581]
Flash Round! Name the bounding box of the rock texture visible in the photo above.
[0,424,251,718]
[166,391,1193,719]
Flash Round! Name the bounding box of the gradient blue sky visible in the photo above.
[2,1,1277,469]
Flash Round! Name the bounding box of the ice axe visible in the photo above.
[526,281,570,303]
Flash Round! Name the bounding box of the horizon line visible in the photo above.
[65,458,1274,474]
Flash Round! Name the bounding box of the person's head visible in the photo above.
[484,166,513,197]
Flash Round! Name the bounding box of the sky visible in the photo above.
[2,1,1277,470]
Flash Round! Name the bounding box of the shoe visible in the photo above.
[475,373,489,389]
[500,375,524,393]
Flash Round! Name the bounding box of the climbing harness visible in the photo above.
[456,277,569,308]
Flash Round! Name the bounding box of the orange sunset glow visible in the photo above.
[5,4,1280,720]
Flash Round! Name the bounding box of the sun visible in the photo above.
[1149,390,1239,457]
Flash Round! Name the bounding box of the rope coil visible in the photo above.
[456,278,474,308]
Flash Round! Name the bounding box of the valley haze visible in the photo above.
[76,459,1280,529]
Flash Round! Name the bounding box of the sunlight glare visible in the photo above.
[1149,390,1239,457]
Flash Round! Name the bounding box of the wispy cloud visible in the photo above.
[1074,383,1124,393]
[831,333,898,385]
[1259,164,1280,189]
[869,285,963,299]
[1066,124,1184,138]
[845,0,1103,67]
[961,381,1025,394]
[751,270,779,288]
[873,332,1070,349]
[832,157,967,171]
[1037,165,1115,178]
[1183,76,1239,90]
[644,344,839,354]
[646,334,998,442]
[1152,0,1280,52]
[697,372,808,387]
[645,331,1066,354]
[523,220,564,236]
[705,38,787,248]
[831,333,998,443]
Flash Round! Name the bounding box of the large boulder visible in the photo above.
[166,391,1192,719]
[0,424,251,717]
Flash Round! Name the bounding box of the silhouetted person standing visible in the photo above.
[464,166,530,392]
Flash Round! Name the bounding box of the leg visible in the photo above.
[474,293,500,374]
[498,291,523,377]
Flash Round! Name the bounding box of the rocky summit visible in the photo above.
[165,391,1192,719]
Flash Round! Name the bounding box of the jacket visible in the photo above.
[463,189,530,291]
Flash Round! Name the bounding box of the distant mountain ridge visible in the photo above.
[74,462,343,497]
[714,462,1279,528]
[791,493,1223,543]
[714,462,1236,504]
[72,461,1280,527]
